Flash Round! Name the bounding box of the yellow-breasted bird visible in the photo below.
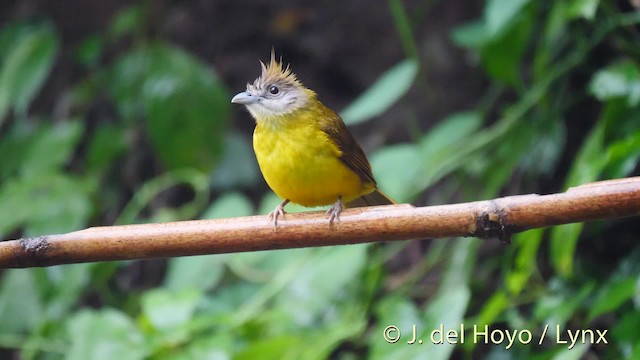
[231,53,395,225]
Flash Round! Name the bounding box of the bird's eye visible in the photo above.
[269,85,279,95]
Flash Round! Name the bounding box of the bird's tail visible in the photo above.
[346,189,397,208]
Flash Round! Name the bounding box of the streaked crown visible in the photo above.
[249,52,303,92]
[233,52,314,122]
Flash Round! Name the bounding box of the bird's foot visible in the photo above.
[326,197,343,225]
[268,199,290,226]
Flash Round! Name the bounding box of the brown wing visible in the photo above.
[347,189,397,207]
[320,108,377,186]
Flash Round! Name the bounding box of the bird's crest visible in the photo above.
[251,51,303,90]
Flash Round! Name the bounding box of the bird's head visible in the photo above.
[232,53,314,123]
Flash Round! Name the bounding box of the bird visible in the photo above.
[231,52,395,225]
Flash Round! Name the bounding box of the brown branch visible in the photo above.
[1,177,639,268]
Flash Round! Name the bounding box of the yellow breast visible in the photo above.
[253,112,373,207]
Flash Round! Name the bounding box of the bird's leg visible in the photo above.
[326,196,343,224]
[268,199,290,226]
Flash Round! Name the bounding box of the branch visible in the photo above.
[1,177,639,268]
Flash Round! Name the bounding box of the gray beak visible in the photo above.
[231,91,259,105]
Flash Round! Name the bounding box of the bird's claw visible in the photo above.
[268,200,289,226]
[326,197,343,225]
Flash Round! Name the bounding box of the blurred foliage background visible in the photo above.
[1,0,640,359]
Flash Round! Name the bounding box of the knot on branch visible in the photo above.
[473,201,516,244]
[16,236,51,266]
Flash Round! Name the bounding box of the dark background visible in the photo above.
[1,1,639,359]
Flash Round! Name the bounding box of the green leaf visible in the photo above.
[518,118,566,177]
[201,192,253,220]
[199,281,262,321]
[163,193,252,292]
[235,336,301,360]
[550,223,584,277]
[143,45,230,171]
[116,168,210,224]
[602,131,640,178]
[415,111,483,193]
[25,174,93,236]
[0,122,39,180]
[480,13,533,85]
[0,172,93,237]
[209,132,260,189]
[341,59,418,125]
[451,20,490,48]
[181,335,233,360]
[474,291,509,329]
[296,315,367,359]
[141,288,202,330]
[588,250,640,319]
[370,239,476,359]
[588,277,637,320]
[611,310,640,343]
[0,120,83,181]
[234,305,365,360]
[419,111,483,156]
[275,245,369,326]
[388,0,419,59]
[470,119,535,197]
[108,5,143,40]
[75,34,104,68]
[589,61,640,106]
[66,309,148,360]
[550,115,606,276]
[370,143,421,202]
[419,239,475,359]
[86,123,128,172]
[44,264,93,320]
[567,0,599,20]
[506,229,544,295]
[0,269,44,333]
[22,121,84,177]
[369,296,422,360]
[534,279,595,329]
[165,255,228,293]
[109,43,230,170]
[564,120,607,187]
[371,111,484,202]
[550,342,590,360]
[0,27,58,123]
[538,2,570,65]
[484,0,532,38]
